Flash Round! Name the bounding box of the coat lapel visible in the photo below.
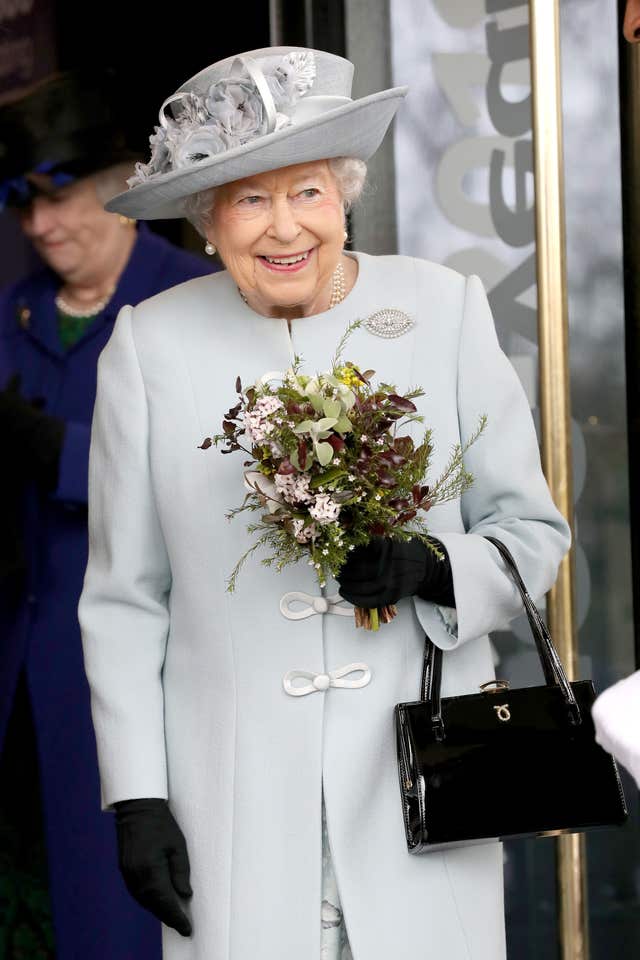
[15,275,65,360]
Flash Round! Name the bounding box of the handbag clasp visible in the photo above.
[479,680,510,694]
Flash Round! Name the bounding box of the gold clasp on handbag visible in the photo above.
[480,681,512,721]
[479,680,510,694]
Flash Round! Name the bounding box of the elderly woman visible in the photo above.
[79,46,571,960]
[0,69,215,959]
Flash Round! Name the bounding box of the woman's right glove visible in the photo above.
[113,798,193,937]
[0,373,65,490]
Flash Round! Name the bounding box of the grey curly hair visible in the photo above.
[183,157,367,238]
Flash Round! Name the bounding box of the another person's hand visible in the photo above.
[336,535,455,608]
[113,798,193,937]
[0,373,65,490]
[592,671,640,789]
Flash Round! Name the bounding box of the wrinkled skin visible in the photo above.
[206,159,357,322]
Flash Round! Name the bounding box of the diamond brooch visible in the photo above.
[363,309,415,338]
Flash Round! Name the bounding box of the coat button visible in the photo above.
[313,674,331,691]
[312,597,329,613]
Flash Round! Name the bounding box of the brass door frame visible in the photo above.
[618,3,640,670]
[529,2,588,958]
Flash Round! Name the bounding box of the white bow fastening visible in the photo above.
[283,662,372,697]
[280,591,354,620]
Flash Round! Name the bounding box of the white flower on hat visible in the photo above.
[149,126,172,168]
[172,90,209,126]
[205,79,266,143]
[127,125,174,184]
[274,112,293,131]
[266,50,316,109]
[169,124,229,169]
[127,161,151,187]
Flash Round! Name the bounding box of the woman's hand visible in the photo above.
[336,536,455,608]
[114,798,193,937]
[0,373,65,490]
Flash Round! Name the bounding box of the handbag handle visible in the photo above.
[419,536,581,735]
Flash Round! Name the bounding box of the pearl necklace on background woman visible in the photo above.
[55,285,116,317]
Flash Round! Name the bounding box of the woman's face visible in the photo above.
[624,0,640,42]
[16,174,123,282]
[208,160,346,316]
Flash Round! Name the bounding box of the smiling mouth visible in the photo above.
[258,248,313,269]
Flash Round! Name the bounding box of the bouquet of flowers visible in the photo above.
[199,321,486,629]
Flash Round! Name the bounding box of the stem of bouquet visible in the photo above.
[354,604,397,631]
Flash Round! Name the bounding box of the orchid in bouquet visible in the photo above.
[199,320,486,630]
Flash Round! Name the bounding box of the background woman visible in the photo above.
[0,69,215,958]
[79,46,571,959]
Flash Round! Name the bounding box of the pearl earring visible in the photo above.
[343,229,348,242]
[205,241,216,255]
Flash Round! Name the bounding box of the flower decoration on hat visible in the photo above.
[128,51,317,188]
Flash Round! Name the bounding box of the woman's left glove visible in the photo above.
[336,536,456,608]
[0,374,65,491]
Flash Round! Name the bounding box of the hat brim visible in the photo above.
[104,86,407,220]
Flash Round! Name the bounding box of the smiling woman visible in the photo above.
[201,160,359,319]
[183,157,366,319]
[80,45,571,960]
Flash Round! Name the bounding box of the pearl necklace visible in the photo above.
[238,260,347,311]
[328,260,346,308]
[55,285,116,318]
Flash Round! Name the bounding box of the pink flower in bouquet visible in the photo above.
[292,518,319,543]
[244,395,284,444]
[309,493,341,525]
[274,472,315,505]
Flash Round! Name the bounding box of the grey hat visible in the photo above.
[105,46,407,220]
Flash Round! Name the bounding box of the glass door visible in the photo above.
[383,0,639,956]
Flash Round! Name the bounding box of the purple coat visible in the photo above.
[0,223,215,959]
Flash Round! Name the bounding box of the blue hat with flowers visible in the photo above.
[105,46,407,220]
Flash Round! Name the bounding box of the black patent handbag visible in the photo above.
[395,536,628,853]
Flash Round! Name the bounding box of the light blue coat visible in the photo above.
[79,252,571,960]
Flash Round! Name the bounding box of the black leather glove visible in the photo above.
[113,798,193,937]
[336,536,456,608]
[0,374,65,491]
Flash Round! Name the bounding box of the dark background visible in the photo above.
[52,2,274,251]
